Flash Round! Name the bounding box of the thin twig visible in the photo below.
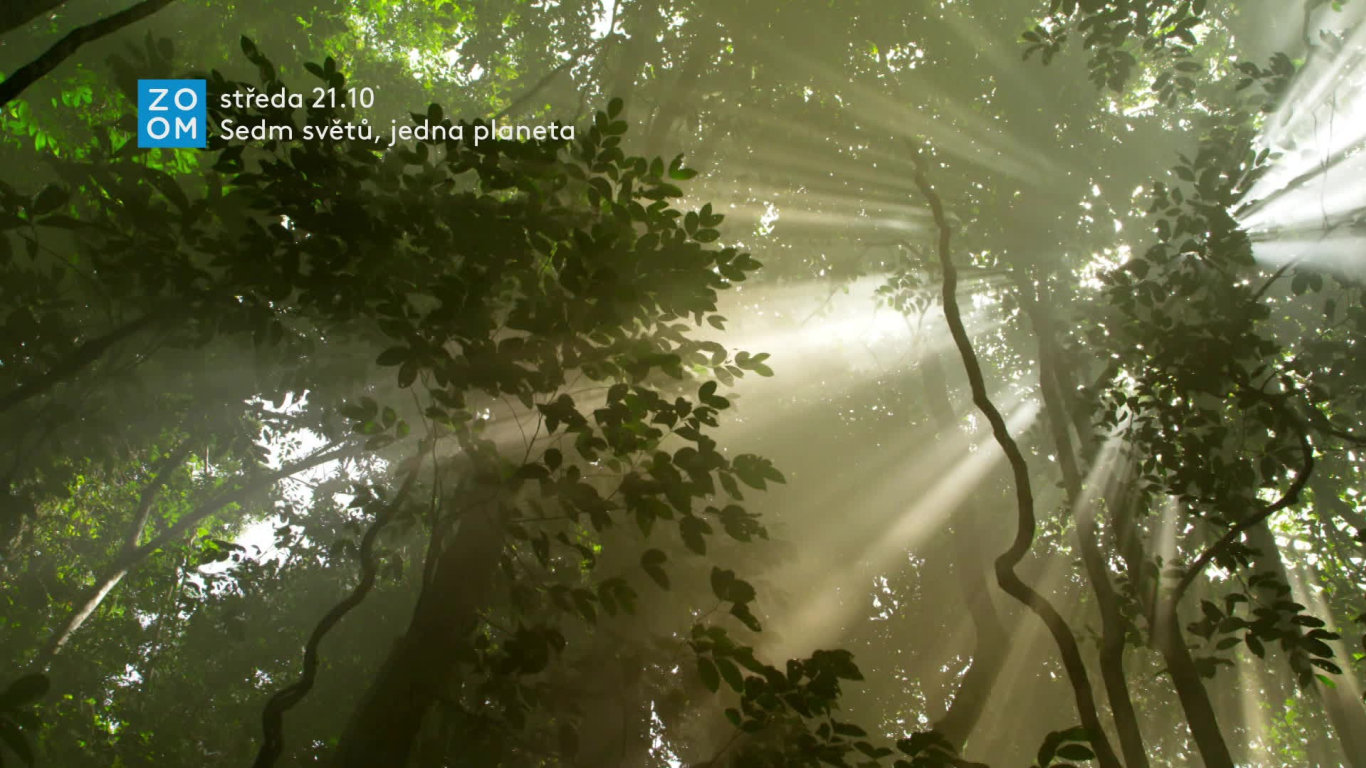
[1171,415,1314,605]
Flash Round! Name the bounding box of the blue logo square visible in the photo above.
[137,79,207,148]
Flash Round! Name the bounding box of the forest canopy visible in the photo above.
[1,0,1365,767]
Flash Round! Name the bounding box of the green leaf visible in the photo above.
[680,515,710,555]
[710,567,735,602]
[572,589,597,623]
[1057,744,1095,761]
[0,720,33,767]
[719,471,742,499]
[1037,731,1060,767]
[0,675,48,709]
[697,657,720,692]
[730,602,762,632]
[641,549,669,589]
[833,721,867,737]
[31,185,68,216]
[716,657,745,691]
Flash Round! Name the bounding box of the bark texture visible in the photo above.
[334,502,503,768]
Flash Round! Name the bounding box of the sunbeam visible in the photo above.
[743,39,1063,183]
[759,398,1038,662]
[1238,3,1366,267]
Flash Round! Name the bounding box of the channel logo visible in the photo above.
[137,79,206,148]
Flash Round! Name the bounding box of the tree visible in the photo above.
[2,0,1364,766]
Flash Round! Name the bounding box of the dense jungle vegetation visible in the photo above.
[1,0,1365,766]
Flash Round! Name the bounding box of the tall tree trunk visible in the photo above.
[1020,287,1149,768]
[605,0,664,114]
[643,27,711,157]
[1151,603,1235,768]
[333,502,503,768]
[1111,476,1235,768]
[572,652,650,767]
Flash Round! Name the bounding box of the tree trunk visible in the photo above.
[1109,469,1234,768]
[605,0,664,113]
[35,441,191,667]
[1021,288,1149,768]
[643,27,711,157]
[1153,605,1236,768]
[334,502,503,768]
[573,653,650,767]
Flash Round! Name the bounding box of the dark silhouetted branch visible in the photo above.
[0,0,177,108]
[920,350,1008,751]
[0,312,160,414]
[0,0,68,37]
[910,149,1122,768]
[1171,419,1314,606]
[252,459,423,768]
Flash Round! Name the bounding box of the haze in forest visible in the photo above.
[1,1,1364,767]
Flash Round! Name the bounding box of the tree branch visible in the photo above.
[251,458,423,768]
[0,0,68,37]
[33,441,350,669]
[910,150,1122,768]
[920,350,1008,751]
[490,37,609,121]
[122,438,194,555]
[1171,418,1314,606]
[0,312,161,414]
[0,0,177,108]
